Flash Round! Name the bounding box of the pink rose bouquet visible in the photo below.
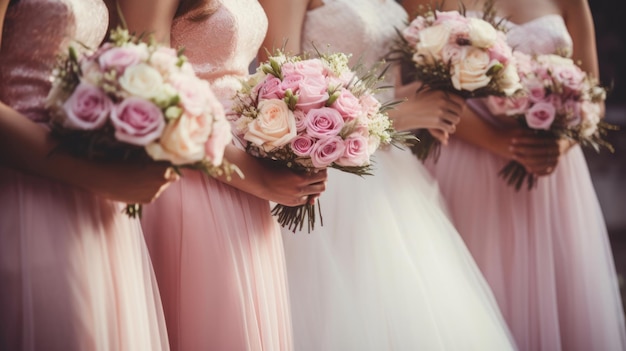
[46,28,238,217]
[231,50,412,232]
[486,52,613,190]
[390,3,522,161]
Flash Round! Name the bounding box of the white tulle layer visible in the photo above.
[282,147,517,351]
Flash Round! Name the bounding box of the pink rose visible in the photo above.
[258,75,285,100]
[111,97,165,146]
[291,135,316,157]
[331,89,362,120]
[282,59,325,78]
[98,45,146,72]
[280,73,304,95]
[296,75,330,113]
[294,109,308,132]
[205,118,232,166]
[524,101,556,130]
[336,133,370,167]
[402,18,426,47]
[305,107,345,139]
[169,73,213,116]
[310,136,346,168]
[359,93,381,117]
[525,79,547,103]
[552,64,585,93]
[62,82,112,130]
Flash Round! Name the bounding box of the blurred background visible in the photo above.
[587,0,626,312]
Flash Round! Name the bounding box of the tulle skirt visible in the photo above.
[141,171,292,351]
[282,146,517,351]
[0,167,169,351]
[427,139,626,351]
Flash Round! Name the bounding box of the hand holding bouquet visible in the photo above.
[391,3,521,160]
[231,50,412,232]
[487,52,613,190]
[46,27,238,217]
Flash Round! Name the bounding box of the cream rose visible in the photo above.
[145,111,213,165]
[416,24,451,63]
[451,46,493,91]
[498,63,522,96]
[244,99,297,152]
[119,63,165,100]
[467,18,497,49]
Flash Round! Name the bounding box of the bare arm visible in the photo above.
[560,0,598,77]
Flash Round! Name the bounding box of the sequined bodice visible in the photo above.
[301,0,407,101]
[0,0,108,122]
[171,0,268,105]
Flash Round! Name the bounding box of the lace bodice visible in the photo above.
[171,0,268,106]
[0,0,108,122]
[301,0,407,101]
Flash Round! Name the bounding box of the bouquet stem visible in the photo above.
[124,203,142,218]
[272,198,323,233]
[410,129,441,162]
[499,160,537,191]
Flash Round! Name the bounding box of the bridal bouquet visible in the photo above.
[487,52,613,190]
[46,27,237,217]
[231,50,410,232]
[391,4,521,161]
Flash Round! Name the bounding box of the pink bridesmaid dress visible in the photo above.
[0,1,169,350]
[427,13,626,351]
[140,1,292,350]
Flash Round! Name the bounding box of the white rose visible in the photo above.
[80,59,104,86]
[498,63,523,96]
[244,99,297,152]
[145,111,213,165]
[415,24,452,63]
[468,18,498,48]
[119,63,165,100]
[579,101,601,137]
[451,46,493,91]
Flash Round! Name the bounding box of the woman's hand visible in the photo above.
[218,145,328,207]
[391,82,465,143]
[257,163,328,207]
[510,134,576,176]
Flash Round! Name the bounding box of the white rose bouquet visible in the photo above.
[46,27,238,217]
[486,52,614,190]
[390,2,521,161]
[231,50,412,232]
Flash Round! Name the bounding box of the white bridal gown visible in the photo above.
[280,0,518,350]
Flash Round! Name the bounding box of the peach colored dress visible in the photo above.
[140,1,292,350]
[427,14,626,351]
[0,1,169,350]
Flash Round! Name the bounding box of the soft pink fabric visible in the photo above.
[427,14,626,351]
[0,1,169,350]
[140,1,293,350]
